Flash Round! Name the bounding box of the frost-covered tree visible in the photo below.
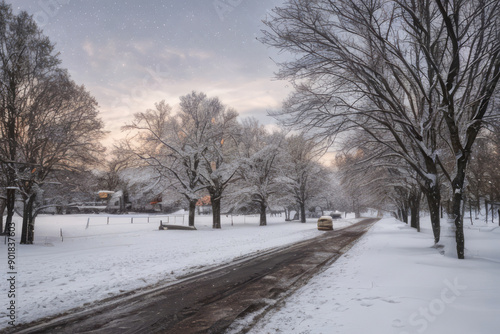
[118,164,182,213]
[262,0,500,258]
[41,168,101,214]
[17,78,104,243]
[189,93,241,229]
[338,129,423,227]
[97,147,132,193]
[124,92,240,228]
[281,134,325,223]
[0,3,105,243]
[233,118,285,226]
[324,171,350,213]
[124,99,205,226]
[335,151,369,218]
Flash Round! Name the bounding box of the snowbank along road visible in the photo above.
[4,218,378,334]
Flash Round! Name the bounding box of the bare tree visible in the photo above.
[20,77,104,243]
[467,130,500,218]
[262,0,500,258]
[0,3,105,243]
[0,4,54,234]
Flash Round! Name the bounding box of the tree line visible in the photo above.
[0,1,350,244]
[2,0,500,259]
[119,91,343,229]
[261,0,500,259]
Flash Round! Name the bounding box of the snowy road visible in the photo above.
[4,218,377,334]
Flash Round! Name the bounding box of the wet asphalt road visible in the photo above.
[5,218,378,334]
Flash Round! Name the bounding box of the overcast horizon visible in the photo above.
[12,0,291,146]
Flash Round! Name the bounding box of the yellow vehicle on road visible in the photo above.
[317,216,333,231]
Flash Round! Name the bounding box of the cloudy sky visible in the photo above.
[12,0,290,144]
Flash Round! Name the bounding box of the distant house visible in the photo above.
[92,190,131,213]
[98,190,115,201]
[196,195,212,214]
[65,190,113,214]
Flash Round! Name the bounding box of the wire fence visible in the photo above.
[81,213,272,229]
[84,214,186,229]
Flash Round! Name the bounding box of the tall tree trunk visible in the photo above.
[476,195,480,215]
[424,185,441,243]
[403,193,411,224]
[0,198,5,234]
[211,196,221,229]
[4,188,15,235]
[469,199,473,225]
[451,172,467,259]
[485,199,489,223]
[21,194,36,244]
[450,191,465,259]
[284,207,290,221]
[448,143,477,259]
[401,207,408,224]
[299,201,306,223]
[259,200,267,226]
[491,202,494,224]
[409,189,421,232]
[354,206,361,219]
[188,199,197,227]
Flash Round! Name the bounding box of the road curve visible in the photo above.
[4,218,378,334]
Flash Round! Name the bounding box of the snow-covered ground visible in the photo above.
[244,216,500,334]
[2,213,499,333]
[0,212,360,329]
